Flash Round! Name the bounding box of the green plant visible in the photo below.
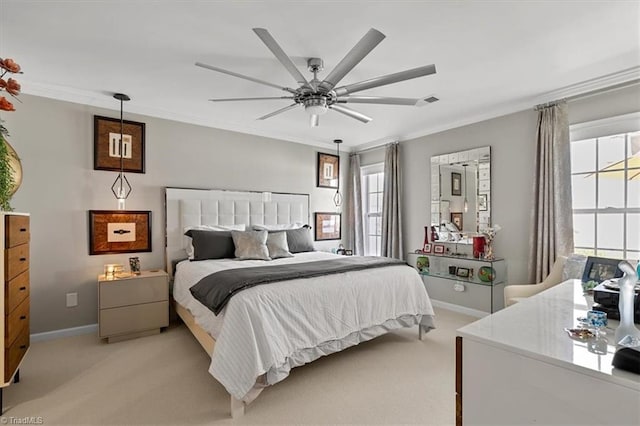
[0,122,14,211]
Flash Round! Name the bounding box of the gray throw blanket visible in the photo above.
[190,256,407,315]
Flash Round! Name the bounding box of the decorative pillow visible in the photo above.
[266,231,293,259]
[231,230,270,261]
[284,226,315,253]
[185,229,236,261]
[184,224,245,258]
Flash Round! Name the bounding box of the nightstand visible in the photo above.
[98,270,169,343]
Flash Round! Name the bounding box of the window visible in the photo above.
[361,163,384,256]
[570,112,640,262]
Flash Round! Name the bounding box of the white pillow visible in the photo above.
[183,224,246,259]
[231,230,270,261]
[266,231,293,259]
[252,223,304,231]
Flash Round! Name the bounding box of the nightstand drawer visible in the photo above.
[5,215,29,248]
[5,243,29,281]
[6,270,29,314]
[99,275,168,309]
[99,301,168,337]
[4,327,29,382]
[5,297,29,346]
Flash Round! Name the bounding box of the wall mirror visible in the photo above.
[430,146,491,242]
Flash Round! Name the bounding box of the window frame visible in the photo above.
[361,163,384,256]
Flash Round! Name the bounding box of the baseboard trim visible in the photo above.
[30,324,98,342]
[431,300,489,318]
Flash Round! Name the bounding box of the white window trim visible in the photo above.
[361,163,384,256]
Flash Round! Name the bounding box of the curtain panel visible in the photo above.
[381,143,403,259]
[528,102,574,283]
[345,153,365,255]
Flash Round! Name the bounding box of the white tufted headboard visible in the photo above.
[165,187,309,275]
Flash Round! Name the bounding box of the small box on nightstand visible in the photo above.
[98,270,169,343]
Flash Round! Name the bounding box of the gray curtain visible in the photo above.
[381,143,403,259]
[528,102,574,283]
[345,153,365,255]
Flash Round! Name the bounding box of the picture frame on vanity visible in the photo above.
[451,172,462,196]
[456,267,470,278]
[423,243,432,253]
[314,212,341,241]
[89,210,152,255]
[317,152,339,188]
[94,115,146,173]
[433,244,445,254]
[450,212,463,231]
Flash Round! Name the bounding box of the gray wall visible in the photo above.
[4,94,346,333]
[398,85,640,285]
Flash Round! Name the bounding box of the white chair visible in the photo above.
[504,256,568,307]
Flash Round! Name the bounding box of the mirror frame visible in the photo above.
[430,146,491,234]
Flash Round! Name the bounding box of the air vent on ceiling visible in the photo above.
[424,96,439,103]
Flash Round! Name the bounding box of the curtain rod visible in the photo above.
[354,141,397,155]
[535,78,640,110]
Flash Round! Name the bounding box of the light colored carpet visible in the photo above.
[3,307,476,425]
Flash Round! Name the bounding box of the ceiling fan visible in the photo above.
[196,28,437,127]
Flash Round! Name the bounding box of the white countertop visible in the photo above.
[457,279,640,391]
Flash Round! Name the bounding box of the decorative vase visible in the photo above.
[0,137,22,211]
[424,226,430,247]
[473,236,486,259]
[478,266,495,283]
[484,237,495,260]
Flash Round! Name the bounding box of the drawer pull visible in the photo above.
[19,228,27,232]
[19,257,26,262]
[19,315,26,320]
[19,287,26,291]
[19,345,26,349]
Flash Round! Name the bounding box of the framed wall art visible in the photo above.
[451,172,462,196]
[314,212,341,241]
[317,152,339,188]
[450,212,463,231]
[89,210,152,255]
[433,244,445,254]
[94,115,146,173]
[478,193,488,211]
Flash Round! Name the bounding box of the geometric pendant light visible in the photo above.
[110,93,132,210]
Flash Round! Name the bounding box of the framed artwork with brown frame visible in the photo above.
[450,212,463,231]
[317,152,339,188]
[94,115,146,173]
[451,172,462,196]
[314,212,341,241]
[433,244,445,254]
[89,210,152,255]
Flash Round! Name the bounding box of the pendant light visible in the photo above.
[333,139,343,207]
[111,93,132,210]
[463,164,468,213]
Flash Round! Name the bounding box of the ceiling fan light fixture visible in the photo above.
[304,97,328,116]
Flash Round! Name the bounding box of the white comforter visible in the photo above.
[173,252,435,401]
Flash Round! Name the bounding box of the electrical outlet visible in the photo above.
[66,292,78,307]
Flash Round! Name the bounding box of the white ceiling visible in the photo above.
[1,1,639,151]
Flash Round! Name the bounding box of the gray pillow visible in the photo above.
[185,229,235,261]
[266,231,293,259]
[285,226,315,253]
[231,230,271,260]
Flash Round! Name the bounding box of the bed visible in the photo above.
[165,188,436,417]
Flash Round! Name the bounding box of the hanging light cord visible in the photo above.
[333,139,343,207]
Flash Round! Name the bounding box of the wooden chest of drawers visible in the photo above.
[0,213,30,411]
[98,270,169,343]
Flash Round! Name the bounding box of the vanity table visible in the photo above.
[456,279,640,425]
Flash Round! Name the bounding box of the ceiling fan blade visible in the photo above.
[329,104,372,123]
[310,115,319,127]
[338,96,421,106]
[257,103,300,120]
[319,28,385,92]
[334,64,436,96]
[253,28,310,88]
[209,96,294,102]
[195,62,296,94]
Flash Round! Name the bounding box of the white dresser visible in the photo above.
[456,279,640,425]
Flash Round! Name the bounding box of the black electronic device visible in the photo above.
[612,347,640,374]
[592,281,640,324]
